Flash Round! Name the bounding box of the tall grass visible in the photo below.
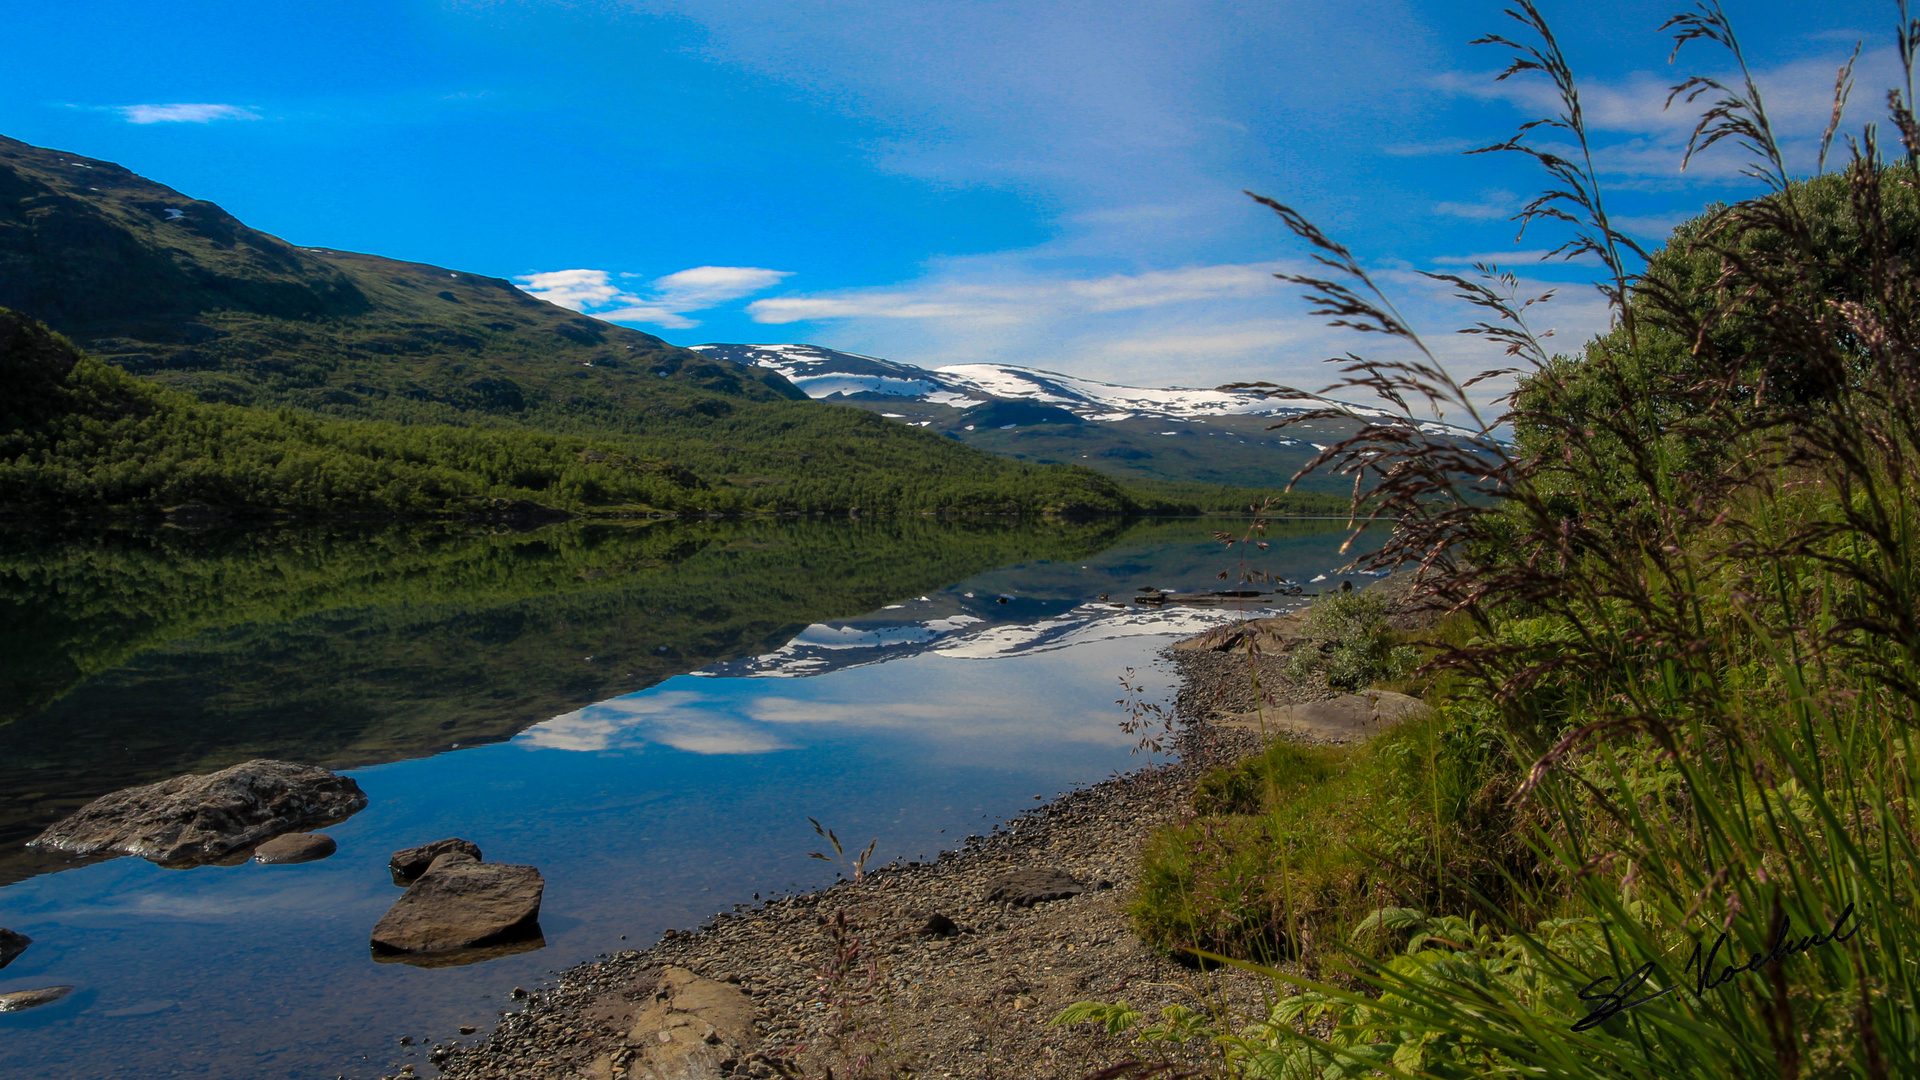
[1065,2,1919,1076]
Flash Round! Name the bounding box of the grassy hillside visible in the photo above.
[0,133,800,428]
[1,308,1174,517]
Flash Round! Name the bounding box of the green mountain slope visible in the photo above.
[0,133,801,427]
[0,134,1325,515]
[1,308,1163,517]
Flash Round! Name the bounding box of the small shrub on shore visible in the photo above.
[1131,709,1531,968]
[1282,590,1416,691]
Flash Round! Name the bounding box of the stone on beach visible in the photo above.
[0,927,30,969]
[1171,613,1302,654]
[983,867,1086,906]
[608,966,760,1080]
[252,832,337,864]
[371,857,544,955]
[1215,689,1429,744]
[27,759,368,866]
[389,837,483,885]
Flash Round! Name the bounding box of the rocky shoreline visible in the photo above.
[426,611,1356,1080]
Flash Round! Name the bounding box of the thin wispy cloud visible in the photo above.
[748,262,1283,326]
[516,265,792,329]
[1434,191,1519,221]
[1426,42,1899,184]
[118,103,261,124]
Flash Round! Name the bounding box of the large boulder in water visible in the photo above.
[370,853,544,956]
[28,760,367,866]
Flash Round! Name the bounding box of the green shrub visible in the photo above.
[1284,590,1416,690]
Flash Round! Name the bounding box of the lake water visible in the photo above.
[0,516,1374,1079]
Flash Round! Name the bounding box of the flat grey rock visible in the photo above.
[29,760,367,866]
[0,985,73,1013]
[252,832,337,865]
[1216,689,1430,744]
[0,927,30,969]
[389,837,483,885]
[371,859,543,955]
[984,868,1085,907]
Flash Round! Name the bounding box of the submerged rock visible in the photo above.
[28,760,368,866]
[370,858,543,955]
[984,868,1085,907]
[252,832,337,865]
[0,927,30,969]
[0,985,72,1013]
[389,838,483,885]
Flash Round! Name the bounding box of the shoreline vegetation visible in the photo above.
[0,308,1349,523]
[441,9,1920,1076]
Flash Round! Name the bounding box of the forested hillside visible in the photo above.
[0,308,1190,517]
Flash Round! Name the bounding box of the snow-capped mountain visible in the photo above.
[689,342,1458,429]
[687,343,1491,492]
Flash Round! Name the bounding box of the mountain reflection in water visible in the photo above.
[0,517,1151,880]
[0,515,1373,1080]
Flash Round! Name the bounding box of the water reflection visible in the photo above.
[0,516,1377,1080]
[0,517,1138,877]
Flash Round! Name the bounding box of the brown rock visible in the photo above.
[1215,689,1429,744]
[0,985,72,1012]
[984,868,1085,907]
[0,927,29,969]
[370,859,543,955]
[623,966,759,1079]
[370,935,545,969]
[1171,614,1302,654]
[389,837,483,885]
[252,832,337,864]
[28,760,367,866]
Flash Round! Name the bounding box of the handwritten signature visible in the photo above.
[1570,903,1865,1032]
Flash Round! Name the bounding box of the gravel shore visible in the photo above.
[427,614,1338,1080]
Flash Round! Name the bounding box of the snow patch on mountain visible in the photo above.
[690,342,1480,437]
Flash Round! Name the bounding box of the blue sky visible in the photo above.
[0,0,1896,404]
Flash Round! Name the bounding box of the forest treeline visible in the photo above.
[0,309,1348,519]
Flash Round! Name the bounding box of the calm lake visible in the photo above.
[0,516,1373,1079]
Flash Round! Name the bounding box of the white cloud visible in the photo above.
[515,265,792,329]
[119,103,260,124]
[655,266,793,307]
[515,269,626,310]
